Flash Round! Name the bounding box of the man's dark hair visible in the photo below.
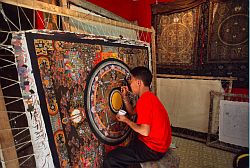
[130,66,152,87]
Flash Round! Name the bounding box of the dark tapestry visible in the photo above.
[156,7,200,68]
[152,0,248,88]
[208,0,248,63]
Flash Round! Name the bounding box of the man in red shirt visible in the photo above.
[103,66,172,168]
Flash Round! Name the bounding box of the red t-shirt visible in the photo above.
[134,91,172,153]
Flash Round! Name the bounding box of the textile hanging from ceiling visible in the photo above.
[207,0,248,63]
[12,30,150,168]
[68,4,138,40]
[152,0,248,88]
[155,6,200,68]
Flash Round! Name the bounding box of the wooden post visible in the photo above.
[0,85,19,168]
[60,0,71,31]
[156,74,237,81]
[151,27,157,95]
[38,0,58,30]
[228,78,233,93]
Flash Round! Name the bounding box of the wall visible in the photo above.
[86,0,174,28]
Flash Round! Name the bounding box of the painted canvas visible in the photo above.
[12,30,150,167]
[156,7,200,68]
[208,0,248,63]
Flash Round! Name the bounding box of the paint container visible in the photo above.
[118,109,127,115]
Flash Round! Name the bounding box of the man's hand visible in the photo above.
[121,86,129,98]
[116,114,128,123]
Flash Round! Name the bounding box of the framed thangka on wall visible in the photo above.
[154,6,200,69]
[208,0,248,63]
[12,31,150,168]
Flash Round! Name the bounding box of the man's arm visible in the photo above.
[116,115,150,136]
[123,97,136,115]
[121,86,136,115]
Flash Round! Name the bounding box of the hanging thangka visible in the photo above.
[207,0,248,63]
[155,6,200,68]
[12,30,150,168]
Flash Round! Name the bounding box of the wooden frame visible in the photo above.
[207,91,249,153]
[0,84,19,168]
[0,0,152,32]
[157,74,238,143]
[67,0,131,23]
[157,74,237,93]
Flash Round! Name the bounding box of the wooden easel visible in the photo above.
[0,84,19,168]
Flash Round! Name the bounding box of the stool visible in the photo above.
[140,148,180,168]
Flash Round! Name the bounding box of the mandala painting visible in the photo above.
[208,0,248,63]
[156,6,200,68]
[12,30,149,167]
[85,59,136,145]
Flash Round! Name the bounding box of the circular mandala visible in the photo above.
[160,15,170,26]
[182,12,193,28]
[218,14,248,46]
[84,58,134,145]
[160,23,191,54]
[109,87,123,114]
[218,5,229,16]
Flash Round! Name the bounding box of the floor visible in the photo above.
[172,136,236,168]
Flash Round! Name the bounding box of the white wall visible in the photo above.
[157,78,223,133]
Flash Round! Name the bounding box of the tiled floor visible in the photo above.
[172,136,236,168]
